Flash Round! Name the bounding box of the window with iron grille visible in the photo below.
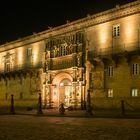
[108,66,114,77]
[132,63,139,75]
[113,24,120,37]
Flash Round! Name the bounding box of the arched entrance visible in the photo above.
[51,72,72,107]
[59,79,72,106]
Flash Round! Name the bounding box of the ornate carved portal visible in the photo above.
[44,72,84,109]
[44,31,85,109]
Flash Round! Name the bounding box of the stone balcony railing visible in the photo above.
[0,61,43,74]
[91,41,140,58]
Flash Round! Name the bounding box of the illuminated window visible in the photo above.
[108,66,114,77]
[113,24,120,37]
[131,88,138,97]
[107,89,113,98]
[132,63,139,75]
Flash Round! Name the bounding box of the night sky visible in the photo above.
[0,0,136,44]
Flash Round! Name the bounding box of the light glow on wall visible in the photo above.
[99,30,108,44]
[97,22,111,48]
[32,43,39,65]
[0,54,2,71]
[17,48,24,66]
[123,16,137,43]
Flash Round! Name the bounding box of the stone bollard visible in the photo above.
[10,94,15,114]
[59,103,65,115]
[37,93,43,114]
[83,101,87,110]
[86,89,93,115]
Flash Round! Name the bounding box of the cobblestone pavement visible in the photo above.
[0,115,140,140]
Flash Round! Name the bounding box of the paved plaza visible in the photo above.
[0,113,140,140]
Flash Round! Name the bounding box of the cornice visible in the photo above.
[0,0,140,52]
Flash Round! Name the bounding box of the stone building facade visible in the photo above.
[0,0,140,110]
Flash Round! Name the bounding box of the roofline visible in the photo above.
[0,0,140,50]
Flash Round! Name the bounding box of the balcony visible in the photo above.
[0,61,43,74]
[51,58,75,70]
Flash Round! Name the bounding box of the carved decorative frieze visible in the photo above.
[45,32,85,70]
[46,32,84,58]
[0,1,139,52]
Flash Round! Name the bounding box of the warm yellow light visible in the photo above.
[100,30,108,44]
[0,54,3,71]
[32,43,39,65]
[33,53,37,64]
[123,15,138,43]
[97,22,111,48]
[42,84,46,104]
[17,48,23,66]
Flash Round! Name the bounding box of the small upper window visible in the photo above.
[27,48,32,56]
[113,24,120,37]
[132,63,139,75]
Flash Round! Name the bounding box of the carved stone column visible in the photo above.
[72,67,77,109]
[72,82,77,109]
[47,71,52,108]
[42,84,46,107]
[72,67,77,82]
[79,68,84,109]
[80,81,84,110]
[48,84,52,108]
[85,61,92,99]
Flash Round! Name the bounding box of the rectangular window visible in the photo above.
[132,63,139,75]
[108,66,114,77]
[5,63,10,72]
[132,88,138,97]
[107,89,113,98]
[113,24,120,37]
[27,48,32,56]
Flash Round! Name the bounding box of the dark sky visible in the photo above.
[0,0,136,44]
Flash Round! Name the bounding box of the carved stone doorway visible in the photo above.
[59,79,72,107]
[51,73,72,108]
